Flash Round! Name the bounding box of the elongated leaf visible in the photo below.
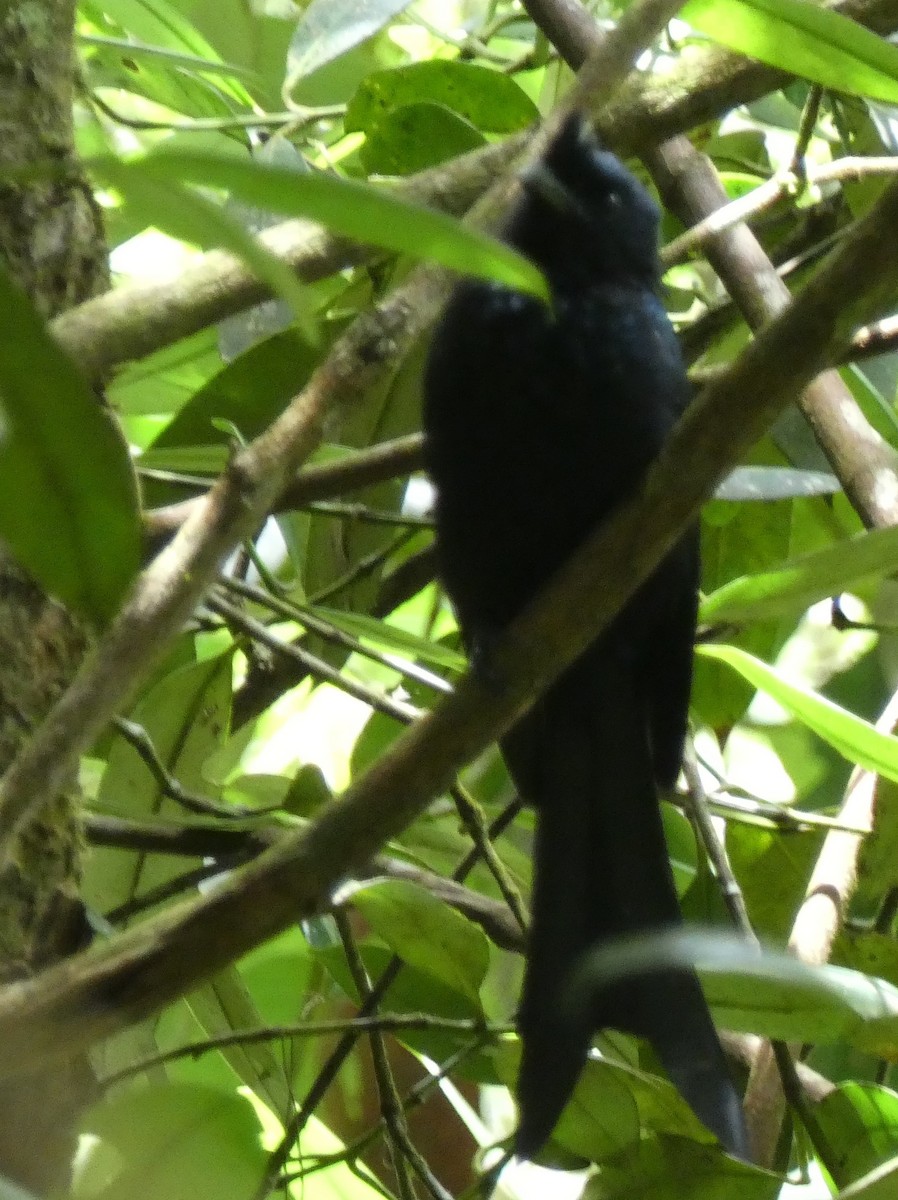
[838,1159,898,1200]
[89,653,233,913]
[714,465,839,502]
[683,0,898,102]
[96,159,318,342]
[288,0,415,81]
[187,970,293,1120]
[572,929,898,1052]
[696,644,898,781]
[314,607,466,672]
[107,148,548,300]
[700,523,898,623]
[0,267,141,626]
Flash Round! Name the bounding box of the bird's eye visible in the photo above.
[606,192,622,209]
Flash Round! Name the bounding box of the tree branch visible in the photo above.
[0,146,897,1083]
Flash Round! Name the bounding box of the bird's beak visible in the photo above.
[518,162,590,223]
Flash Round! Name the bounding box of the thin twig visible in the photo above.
[333,911,416,1200]
[681,741,756,940]
[451,785,528,933]
[663,156,898,265]
[208,592,419,724]
[221,575,453,696]
[112,717,261,819]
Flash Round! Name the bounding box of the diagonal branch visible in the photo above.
[0,147,897,1084]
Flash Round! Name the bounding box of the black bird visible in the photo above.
[423,113,749,1160]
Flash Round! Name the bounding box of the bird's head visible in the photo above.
[511,112,662,288]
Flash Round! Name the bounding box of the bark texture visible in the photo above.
[0,0,110,1190]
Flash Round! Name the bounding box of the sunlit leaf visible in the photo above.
[0,267,140,626]
[683,0,898,101]
[697,643,898,780]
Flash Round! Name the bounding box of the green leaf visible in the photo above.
[0,267,141,626]
[95,159,318,342]
[89,653,234,913]
[80,0,252,116]
[683,0,898,102]
[815,1083,898,1185]
[104,147,549,300]
[317,939,494,1076]
[727,820,821,941]
[359,102,485,175]
[346,61,538,135]
[571,930,898,1052]
[591,1135,778,1199]
[187,969,294,1121]
[138,443,230,478]
[838,1159,898,1200]
[150,327,344,449]
[88,0,241,70]
[75,1083,267,1200]
[351,878,490,1005]
[140,326,342,507]
[697,643,898,781]
[493,1040,642,1161]
[313,607,467,673]
[288,0,415,81]
[701,523,898,624]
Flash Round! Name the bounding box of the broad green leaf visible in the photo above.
[815,1083,898,1185]
[836,930,898,992]
[79,0,252,115]
[111,147,548,300]
[351,878,490,1005]
[664,805,700,896]
[854,774,898,909]
[0,267,141,626]
[694,497,790,727]
[149,327,341,449]
[110,327,222,424]
[346,61,538,135]
[89,653,234,913]
[701,523,898,623]
[727,820,821,941]
[74,1083,266,1200]
[494,1040,642,1161]
[87,0,238,67]
[838,1158,898,1200]
[697,643,898,781]
[359,102,485,175]
[140,326,341,505]
[319,938,496,1078]
[683,0,898,102]
[588,1134,778,1199]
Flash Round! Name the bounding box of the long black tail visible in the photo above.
[505,651,749,1161]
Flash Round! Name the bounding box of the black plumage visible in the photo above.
[422,113,748,1160]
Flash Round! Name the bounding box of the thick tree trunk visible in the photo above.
[0,0,110,1190]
